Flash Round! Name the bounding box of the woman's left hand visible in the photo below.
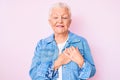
[64,46,84,68]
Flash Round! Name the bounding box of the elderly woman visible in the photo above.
[29,2,96,80]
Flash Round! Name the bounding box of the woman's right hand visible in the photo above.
[53,49,71,70]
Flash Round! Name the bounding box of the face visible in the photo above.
[49,7,71,35]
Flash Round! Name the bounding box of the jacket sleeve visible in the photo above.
[78,39,96,79]
[29,40,58,80]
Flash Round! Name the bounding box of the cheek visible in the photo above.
[50,20,56,26]
[49,19,55,26]
[66,21,71,26]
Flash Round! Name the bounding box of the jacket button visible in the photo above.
[63,66,66,68]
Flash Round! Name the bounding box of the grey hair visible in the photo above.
[49,2,71,18]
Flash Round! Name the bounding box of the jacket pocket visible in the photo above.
[40,49,55,62]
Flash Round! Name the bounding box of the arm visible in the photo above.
[78,39,96,79]
[64,39,96,79]
[29,40,58,80]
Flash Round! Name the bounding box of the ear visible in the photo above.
[68,19,72,28]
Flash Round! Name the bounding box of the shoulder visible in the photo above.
[37,34,54,46]
[68,32,87,43]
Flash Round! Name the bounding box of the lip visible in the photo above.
[56,25,64,28]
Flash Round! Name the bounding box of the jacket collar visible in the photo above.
[67,31,81,43]
[44,31,81,44]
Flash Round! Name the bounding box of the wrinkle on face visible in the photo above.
[49,7,71,35]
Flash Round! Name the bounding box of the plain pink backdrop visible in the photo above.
[0,0,120,80]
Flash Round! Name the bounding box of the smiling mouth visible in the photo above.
[56,25,64,28]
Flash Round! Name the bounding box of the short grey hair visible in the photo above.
[49,2,71,18]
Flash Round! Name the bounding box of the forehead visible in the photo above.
[50,7,70,16]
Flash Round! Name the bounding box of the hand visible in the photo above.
[64,46,84,67]
[54,50,71,70]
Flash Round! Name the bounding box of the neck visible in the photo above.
[54,32,68,44]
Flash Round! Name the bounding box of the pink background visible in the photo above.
[0,0,120,80]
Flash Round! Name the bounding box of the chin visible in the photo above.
[55,31,68,34]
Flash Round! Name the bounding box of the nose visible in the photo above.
[58,17,63,23]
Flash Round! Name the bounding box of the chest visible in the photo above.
[39,42,84,62]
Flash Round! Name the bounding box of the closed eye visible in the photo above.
[53,17,58,19]
[62,17,69,19]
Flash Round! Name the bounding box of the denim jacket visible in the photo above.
[29,32,96,80]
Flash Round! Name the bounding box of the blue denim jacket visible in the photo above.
[29,32,96,80]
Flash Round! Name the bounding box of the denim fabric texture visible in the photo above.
[29,31,96,80]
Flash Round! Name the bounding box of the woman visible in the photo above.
[29,2,96,80]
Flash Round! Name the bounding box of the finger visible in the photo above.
[64,53,73,59]
[64,48,70,55]
[67,47,72,54]
[69,47,72,53]
[64,50,73,59]
[71,46,76,51]
[67,48,71,55]
[68,46,75,54]
[76,47,79,51]
[69,46,75,55]
[64,52,70,58]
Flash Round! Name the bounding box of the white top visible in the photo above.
[57,39,67,80]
